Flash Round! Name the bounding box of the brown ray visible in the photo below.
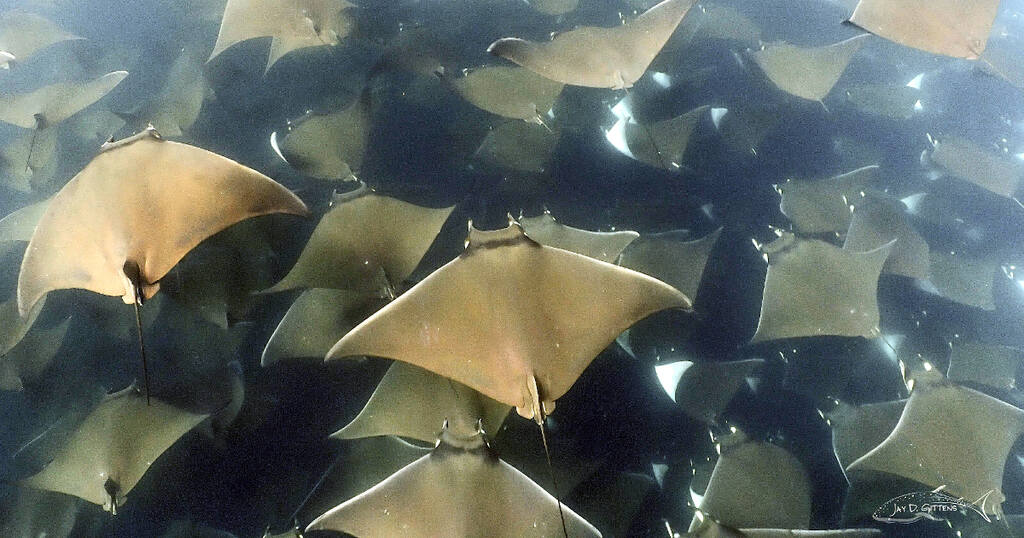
[842,191,930,280]
[448,65,564,124]
[690,431,812,530]
[208,0,357,72]
[17,127,309,315]
[777,165,879,235]
[263,183,454,295]
[0,11,82,68]
[605,105,708,171]
[846,374,1024,517]
[0,71,128,129]
[306,426,602,537]
[328,219,691,420]
[274,92,371,181]
[332,361,510,444]
[847,0,999,59]
[261,288,386,366]
[487,0,698,89]
[750,36,868,103]
[20,383,207,513]
[751,233,891,343]
[618,227,721,301]
[520,210,639,264]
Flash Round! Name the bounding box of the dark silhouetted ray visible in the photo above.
[328,220,690,420]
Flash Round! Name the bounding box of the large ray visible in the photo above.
[21,383,208,513]
[17,128,309,315]
[846,374,1024,516]
[605,105,708,171]
[618,228,721,301]
[520,210,638,264]
[306,426,602,537]
[0,71,128,129]
[946,342,1023,393]
[928,134,1022,199]
[208,0,357,72]
[274,92,371,181]
[847,0,998,59]
[333,361,510,443]
[448,65,564,124]
[328,220,691,420]
[119,48,207,138]
[750,36,867,103]
[842,191,930,280]
[487,0,698,89]
[751,233,891,343]
[263,184,454,295]
[777,165,878,235]
[690,432,812,530]
[262,288,386,366]
[924,249,998,311]
[0,11,82,68]
[0,317,70,391]
[655,358,762,424]
[827,399,905,471]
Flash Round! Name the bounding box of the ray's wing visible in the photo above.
[619,228,720,300]
[827,399,906,470]
[655,358,762,424]
[778,165,878,234]
[277,94,370,180]
[520,211,638,264]
[847,0,998,59]
[846,379,1024,516]
[328,222,690,419]
[306,431,602,537]
[946,342,1024,392]
[751,234,891,343]
[18,129,309,315]
[262,288,386,366]
[929,135,1023,199]
[0,317,70,391]
[750,36,867,102]
[333,361,511,443]
[449,65,564,123]
[842,191,929,280]
[21,385,207,511]
[0,71,127,128]
[487,0,697,88]
[264,185,454,293]
[474,120,560,173]
[0,11,82,64]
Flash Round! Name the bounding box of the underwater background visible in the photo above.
[1,0,1024,536]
